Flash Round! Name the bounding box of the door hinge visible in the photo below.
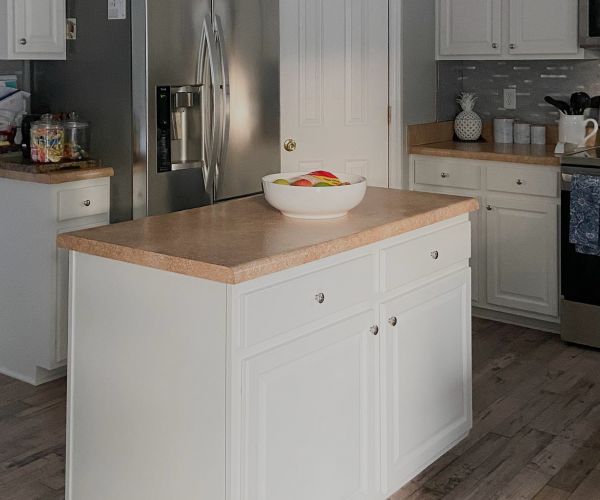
[387,105,392,126]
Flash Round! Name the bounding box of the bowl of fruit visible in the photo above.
[262,170,367,219]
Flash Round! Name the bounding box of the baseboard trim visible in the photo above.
[0,365,66,386]
[473,307,560,334]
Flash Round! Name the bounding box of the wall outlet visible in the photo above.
[504,88,517,110]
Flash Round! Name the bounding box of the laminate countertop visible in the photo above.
[0,164,114,184]
[410,141,561,167]
[58,187,479,284]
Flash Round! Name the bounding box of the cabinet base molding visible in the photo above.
[473,306,559,334]
[0,364,66,386]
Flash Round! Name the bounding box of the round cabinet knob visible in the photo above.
[486,205,493,211]
[509,43,516,50]
[516,179,523,186]
[441,172,450,178]
[388,317,398,327]
[283,139,297,152]
[431,250,439,260]
[492,43,498,49]
[370,325,379,336]
[19,38,27,45]
[315,292,325,304]
[83,200,91,207]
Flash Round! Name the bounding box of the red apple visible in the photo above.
[291,178,313,187]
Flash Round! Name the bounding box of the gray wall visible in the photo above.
[437,59,600,125]
[33,0,132,222]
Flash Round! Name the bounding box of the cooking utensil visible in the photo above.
[570,92,591,115]
[545,96,571,115]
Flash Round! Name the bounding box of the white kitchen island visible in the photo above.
[58,187,478,500]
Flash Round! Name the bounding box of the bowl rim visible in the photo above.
[262,171,367,186]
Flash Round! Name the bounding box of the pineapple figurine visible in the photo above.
[454,92,482,141]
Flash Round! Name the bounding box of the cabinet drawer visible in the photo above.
[414,157,481,190]
[58,185,109,221]
[240,254,376,348]
[486,166,558,197]
[382,222,471,292]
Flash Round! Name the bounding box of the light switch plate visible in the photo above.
[108,0,126,20]
[504,88,517,110]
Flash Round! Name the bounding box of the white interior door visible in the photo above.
[280,0,389,187]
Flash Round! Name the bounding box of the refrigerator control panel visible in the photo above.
[156,86,172,173]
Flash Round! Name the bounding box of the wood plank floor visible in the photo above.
[2,318,600,499]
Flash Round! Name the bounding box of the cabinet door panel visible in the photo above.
[12,0,65,57]
[486,197,558,316]
[241,310,378,500]
[381,270,472,493]
[439,0,501,56]
[509,0,578,55]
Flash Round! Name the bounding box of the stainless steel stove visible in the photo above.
[560,147,600,348]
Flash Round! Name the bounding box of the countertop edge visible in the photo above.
[409,144,561,167]
[0,167,115,184]
[57,197,479,285]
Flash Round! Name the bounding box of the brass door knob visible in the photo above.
[284,139,297,152]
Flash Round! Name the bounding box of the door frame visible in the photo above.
[389,0,403,189]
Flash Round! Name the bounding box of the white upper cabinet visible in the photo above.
[437,0,582,60]
[0,0,66,60]
[438,0,501,56]
[508,0,578,56]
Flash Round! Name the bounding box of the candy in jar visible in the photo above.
[30,114,64,163]
[62,112,90,160]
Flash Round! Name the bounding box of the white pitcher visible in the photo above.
[559,114,599,148]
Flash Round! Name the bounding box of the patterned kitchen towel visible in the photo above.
[569,174,600,256]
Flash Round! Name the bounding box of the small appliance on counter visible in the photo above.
[560,148,600,348]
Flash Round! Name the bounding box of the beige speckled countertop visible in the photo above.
[410,141,561,167]
[57,188,478,284]
[0,165,115,184]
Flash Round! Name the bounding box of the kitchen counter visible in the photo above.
[0,166,115,184]
[58,187,479,284]
[63,186,476,499]
[410,141,560,166]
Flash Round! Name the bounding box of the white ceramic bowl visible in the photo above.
[262,172,367,219]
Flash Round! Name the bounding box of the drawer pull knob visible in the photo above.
[509,43,516,50]
[516,179,523,185]
[440,172,450,178]
[83,200,91,207]
[431,250,439,260]
[388,317,398,327]
[19,38,27,45]
[492,42,498,49]
[315,292,325,304]
[370,325,379,336]
[486,205,493,211]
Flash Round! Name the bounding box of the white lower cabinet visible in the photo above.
[67,216,473,500]
[241,309,379,500]
[229,217,473,500]
[410,155,560,327]
[0,176,110,384]
[485,196,558,316]
[381,269,472,493]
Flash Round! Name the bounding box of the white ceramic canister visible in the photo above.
[514,123,531,145]
[559,114,599,147]
[494,118,514,144]
[531,125,546,145]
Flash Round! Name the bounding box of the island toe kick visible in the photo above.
[64,213,474,499]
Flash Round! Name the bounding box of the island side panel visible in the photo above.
[66,252,228,500]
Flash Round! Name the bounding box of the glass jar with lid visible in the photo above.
[30,114,64,163]
[63,112,90,160]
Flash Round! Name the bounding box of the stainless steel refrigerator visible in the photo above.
[131,0,280,218]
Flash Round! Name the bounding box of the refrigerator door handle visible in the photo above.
[198,15,223,194]
[214,15,231,193]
